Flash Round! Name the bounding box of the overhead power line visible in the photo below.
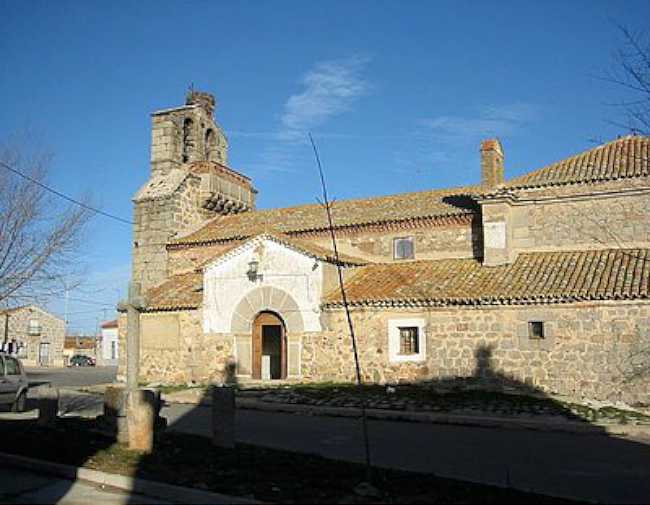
[66,297,116,307]
[0,160,134,226]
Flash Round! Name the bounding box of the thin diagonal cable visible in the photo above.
[0,160,134,225]
[309,132,373,480]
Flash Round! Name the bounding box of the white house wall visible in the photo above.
[203,238,324,334]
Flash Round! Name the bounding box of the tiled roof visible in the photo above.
[0,305,29,315]
[101,319,118,329]
[198,234,367,269]
[172,186,479,246]
[284,236,367,265]
[64,337,96,350]
[144,272,203,311]
[324,248,650,307]
[506,135,650,190]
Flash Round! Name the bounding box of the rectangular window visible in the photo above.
[28,319,41,336]
[528,321,544,339]
[394,237,414,260]
[399,327,419,355]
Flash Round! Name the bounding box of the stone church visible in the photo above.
[118,90,650,404]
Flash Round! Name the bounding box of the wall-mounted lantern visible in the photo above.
[247,260,262,282]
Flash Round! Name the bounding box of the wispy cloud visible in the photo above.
[386,102,541,181]
[245,56,372,175]
[420,103,539,141]
[281,55,371,138]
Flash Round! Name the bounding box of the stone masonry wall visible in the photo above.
[167,217,480,276]
[310,301,650,405]
[511,185,650,253]
[305,218,480,262]
[117,309,234,385]
[0,306,65,367]
[133,176,215,291]
[121,300,650,406]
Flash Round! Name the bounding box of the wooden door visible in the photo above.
[252,312,286,380]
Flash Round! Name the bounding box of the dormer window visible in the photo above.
[394,237,414,260]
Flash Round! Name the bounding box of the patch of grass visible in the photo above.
[246,383,650,424]
[0,419,580,504]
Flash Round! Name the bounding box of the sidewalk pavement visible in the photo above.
[0,453,256,505]
[0,465,168,505]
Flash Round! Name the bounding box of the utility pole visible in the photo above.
[3,312,9,348]
[63,281,70,339]
[2,298,11,352]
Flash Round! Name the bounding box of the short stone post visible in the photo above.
[103,385,129,443]
[37,387,59,426]
[211,385,235,449]
[127,388,157,453]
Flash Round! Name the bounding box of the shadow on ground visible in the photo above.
[1,346,650,504]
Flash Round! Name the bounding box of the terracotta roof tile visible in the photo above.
[193,234,367,271]
[324,248,650,307]
[171,186,479,246]
[144,272,203,311]
[100,319,118,329]
[506,135,650,190]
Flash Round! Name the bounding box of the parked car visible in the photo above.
[0,352,29,412]
[69,355,95,367]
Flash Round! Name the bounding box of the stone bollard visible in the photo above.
[126,388,158,453]
[103,385,129,443]
[211,385,236,449]
[37,387,59,426]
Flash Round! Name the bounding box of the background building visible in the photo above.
[0,305,65,367]
[99,319,119,366]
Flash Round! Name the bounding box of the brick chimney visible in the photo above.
[480,139,504,188]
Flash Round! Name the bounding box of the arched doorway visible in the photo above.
[252,311,287,380]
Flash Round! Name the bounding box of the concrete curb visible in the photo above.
[0,451,258,504]
[196,397,650,439]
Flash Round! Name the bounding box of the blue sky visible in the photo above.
[1,0,648,333]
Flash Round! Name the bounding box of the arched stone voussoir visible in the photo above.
[231,286,305,334]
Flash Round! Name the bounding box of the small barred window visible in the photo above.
[399,327,419,355]
[528,321,544,339]
[394,237,414,260]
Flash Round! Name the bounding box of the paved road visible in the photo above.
[6,383,649,504]
[0,465,167,505]
[164,403,650,504]
[26,366,117,388]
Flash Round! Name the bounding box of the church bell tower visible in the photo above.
[132,90,256,290]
